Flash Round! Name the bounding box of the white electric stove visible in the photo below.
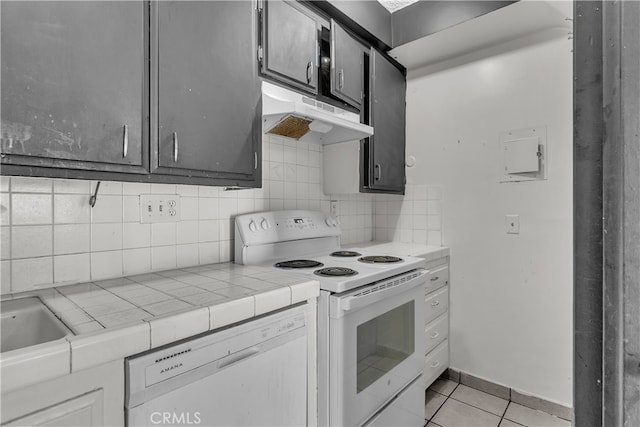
[235,210,427,427]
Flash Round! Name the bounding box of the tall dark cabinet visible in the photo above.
[1,1,147,174]
[152,1,260,184]
[367,49,406,192]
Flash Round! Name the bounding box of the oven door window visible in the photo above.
[356,300,415,393]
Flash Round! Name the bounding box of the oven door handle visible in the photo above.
[334,269,428,316]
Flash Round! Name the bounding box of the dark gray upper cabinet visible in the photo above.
[152,1,260,185]
[330,20,365,108]
[1,1,147,174]
[368,49,406,193]
[260,0,320,94]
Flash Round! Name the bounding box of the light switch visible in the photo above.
[505,214,520,234]
[140,194,180,223]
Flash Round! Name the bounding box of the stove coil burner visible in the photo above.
[358,255,403,264]
[275,259,324,269]
[314,267,358,277]
[330,251,362,257]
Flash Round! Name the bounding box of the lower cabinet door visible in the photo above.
[424,340,449,388]
[425,286,449,324]
[6,390,103,427]
[425,313,449,355]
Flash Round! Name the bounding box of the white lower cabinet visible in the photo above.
[424,340,449,386]
[422,257,450,388]
[6,390,103,426]
[1,360,123,426]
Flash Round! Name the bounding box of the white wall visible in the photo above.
[0,135,374,294]
[404,31,573,405]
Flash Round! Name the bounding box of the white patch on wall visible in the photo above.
[501,126,547,182]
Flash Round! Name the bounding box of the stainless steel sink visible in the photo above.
[1,297,72,353]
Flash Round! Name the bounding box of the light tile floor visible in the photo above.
[425,379,571,427]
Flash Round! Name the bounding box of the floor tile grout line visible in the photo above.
[427,382,459,424]
[447,394,510,419]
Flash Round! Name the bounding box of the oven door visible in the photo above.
[329,269,427,426]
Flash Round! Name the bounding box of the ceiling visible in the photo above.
[376,0,420,13]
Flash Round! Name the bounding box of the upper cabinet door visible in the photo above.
[155,1,260,183]
[369,49,406,193]
[331,20,364,109]
[261,0,319,94]
[1,1,146,172]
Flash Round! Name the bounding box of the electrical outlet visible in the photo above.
[330,200,339,218]
[140,194,180,223]
[505,214,520,234]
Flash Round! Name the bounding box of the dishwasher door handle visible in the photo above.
[217,347,261,369]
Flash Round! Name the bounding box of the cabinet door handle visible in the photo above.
[430,276,439,282]
[306,61,313,84]
[430,331,440,339]
[431,300,440,307]
[122,125,129,158]
[172,132,178,162]
[375,163,382,181]
[430,361,440,368]
[254,152,258,170]
[339,69,344,89]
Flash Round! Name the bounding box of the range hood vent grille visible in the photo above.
[267,115,312,139]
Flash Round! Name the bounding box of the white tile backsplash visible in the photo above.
[373,184,444,246]
[54,253,91,283]
[151,246,177,271]
[91,223,122,252]
[11,256,53,292]
[53,194,89,224]
[91,195,123,223]
[54,224,91,255]
[123,222,151,249]
[3,135,377,293]
[13,194,52,225]
[177,221,198,244]
[176,244,199,267]
[91,251,123,281]
[0,193,10,226]
[150,222,177,247]
[1,227,10,260]
[10,177,52,193]
[123,248,152,275]
[11,225,53,259]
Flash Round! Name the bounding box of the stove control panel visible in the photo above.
[286,217,316,230]
[235,210,341,245]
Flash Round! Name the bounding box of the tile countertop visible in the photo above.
[0,263,319,393]
[347,241,450,263]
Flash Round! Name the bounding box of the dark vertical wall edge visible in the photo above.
[574,1,604,426]
[620,1,640,425]
[602,0,623,424]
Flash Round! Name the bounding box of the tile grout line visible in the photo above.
[427,382,459,425]
[447,393,510,421]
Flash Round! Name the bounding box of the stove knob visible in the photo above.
[248,220,258,232]
[260,218,270,230]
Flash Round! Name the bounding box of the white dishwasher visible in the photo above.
[126,305,308,427]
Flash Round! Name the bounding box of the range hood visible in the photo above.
[262,81,373,144]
